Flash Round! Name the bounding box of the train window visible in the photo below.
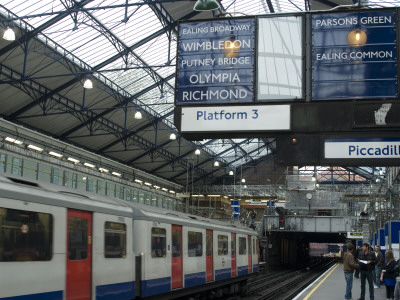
[188,231,203,257]
[68,217,88,260]
[172,229,181,257]
[0,153,6,172]
[105,222,126,259]
[218,235,228,255]
[231,236,236,256]
[239,237,247,255]
[11,157,22,176]
[151,228,166,258]
[253,239,256,255]
[0,207,53,262]
[52,168,60,185]
[119,186,125,200]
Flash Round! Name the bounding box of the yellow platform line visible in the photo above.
[303,263,339,300]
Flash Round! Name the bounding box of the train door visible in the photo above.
[66,209,92,300]
[231,233,237,276]
[172,225,183,289]
[206,230,214,282]
[247,235,252,273]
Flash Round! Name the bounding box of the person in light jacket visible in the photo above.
[344,243,359,300]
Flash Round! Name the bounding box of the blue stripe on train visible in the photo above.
[237,265,249,276]
[141,277,171,297]
[96,281,135,300]
[253,264,259,272]
[185,272,206,288]
[215,268,231,281]
[1,291,63,300]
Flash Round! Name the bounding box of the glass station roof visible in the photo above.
[1,0,398,183]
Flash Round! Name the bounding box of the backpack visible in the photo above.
[394,262,400,277]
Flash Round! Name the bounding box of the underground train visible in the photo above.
[0,174,259,299]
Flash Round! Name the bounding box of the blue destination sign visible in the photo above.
[325,138,400,159]
[312,10,397,100]
[176,19,255,105]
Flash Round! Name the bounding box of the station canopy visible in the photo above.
[0,0,397,186]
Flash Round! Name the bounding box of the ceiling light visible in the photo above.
[49,151,63,158]
[144,182,152,186]
[241,178,246,183]
[134,109,142,120]
[243,185,247,189]
[162,188,168,192]
[169,190,175,194]
[194,149,201,155]
[208,194,220,197]
[229,170,234,176]
[193,0,220,11]
[27,144,43,152]
[3,27,15,41]
[112,172,121,177]
[153,185,160,189]
[83,78,93,89]
[84,162,95,168]
[5,137,23,145]
[134,179,143,184]
[99,168,109,173]
[214,161,220,167]
[67,157,80,164]
[169,133,177,140]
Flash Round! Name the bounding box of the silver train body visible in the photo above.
[0,175,259,300]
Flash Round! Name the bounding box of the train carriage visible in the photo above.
[0,174,259,300]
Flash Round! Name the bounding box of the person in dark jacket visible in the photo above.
[375,245,384,288]
[381,249,397,300]
[357,242,376,300]
[344,243,359,300]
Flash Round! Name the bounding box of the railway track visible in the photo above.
[243,258,336,300]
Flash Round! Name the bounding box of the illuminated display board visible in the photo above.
[176,18,255,105]
[312,10,397,100]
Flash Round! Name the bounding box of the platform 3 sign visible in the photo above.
[180,105,290,132]
[176,18,255,105]
[312,10,397,100]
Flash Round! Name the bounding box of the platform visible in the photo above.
[294,263,387,300]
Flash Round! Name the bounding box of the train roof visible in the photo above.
[123,201,256,235]
[0,173,256,235]
[0,173,133,217]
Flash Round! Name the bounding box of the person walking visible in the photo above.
[357,242,376,300]
[344,243,359,300]
[375,246,384,288]
[381,249,397,300]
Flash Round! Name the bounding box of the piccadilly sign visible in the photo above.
[312,10,397,100]
[176,18,255,105]
[325,138,400,159]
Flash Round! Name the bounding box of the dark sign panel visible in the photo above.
[312,10,397,100]
[176,19,255,105]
